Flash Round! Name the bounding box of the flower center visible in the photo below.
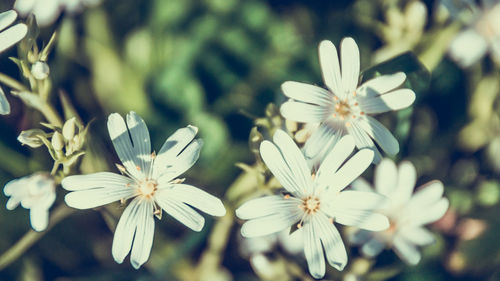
[331,95,364,125]
[301,196,320,214]
[138,180,157,198]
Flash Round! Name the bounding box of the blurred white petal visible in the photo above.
[0,23,27,53]
[361,237,385,257]
[393,236,421,265]
[449,29,488,68]
[357,116,400,156]
[319,40,343,95]
[374,158,398,196]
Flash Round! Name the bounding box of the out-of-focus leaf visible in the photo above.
[476,181,500,207]
[361,52,431,95]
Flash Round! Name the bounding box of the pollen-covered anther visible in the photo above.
[284,194,291,199]
[297,223,303,229]
[136,165,141,171]
[329,217,334,224]
[345,122,351,127]
[301,196,320,214]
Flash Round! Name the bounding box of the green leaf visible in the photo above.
[361,52,430,95]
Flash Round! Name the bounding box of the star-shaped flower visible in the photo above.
[236,130,389,279]
[349,158,449,265]
[62,112,226,269]
[280,38,416,163]
[3,172,56,232]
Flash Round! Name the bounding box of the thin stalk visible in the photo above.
[0,205,75,271]
[0,73,28,92]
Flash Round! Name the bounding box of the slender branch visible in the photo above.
[0,205,75,271]
[40,102,63,127]
[0,73,28,92]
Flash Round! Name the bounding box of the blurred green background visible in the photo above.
[1,0,500,280]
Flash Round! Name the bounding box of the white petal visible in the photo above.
[30,207,49,232]
[448,29,488,68]
[280,101,330,123]
[166,184,225,216]
[0,10,17,32]
[348,229,372,245]
[107,113,144,180]
[315,214,347,270]
[330,191,386,210]
[236,195,297,220]
[14,0,35,15]
[0,24,27,53]
[64,186,135,210]
[347,122,382,163]
[374,158,398,196]
[155,190,205,231]
[334,210,389,231]
[357,72,407,97]
[340,37,360,97]
[326,149,374,193]
[399,226,435,246]
[112,198,142,264]
[130,201,155,269]
[281,81,333,106]
[393,236,421,265]
[240,211,301,238]
[318,40,343,95]
[406,180,444,210]
[272,130,313,191]
[315,135,355,187]
[61,172,133,191]
[0,86,10,115]
[350,178,373,192]
[6,197,21,210]
[304,222,326,279]
[409,198,449,226]
[358,89,416,114]
[357,116,399,156]
[155,139,203,183]
[153,125,198,178]
[361,237,385,258]
[392,161,417,204]
[302,124,343,161]
[126,111,152,176]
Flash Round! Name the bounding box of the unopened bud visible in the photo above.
[51,131,65,151]
[62,117,76,141]
[17,129,45,148]
[31,61,50,80]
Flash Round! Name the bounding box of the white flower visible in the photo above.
[3,173,56,232]
[62,112,226,269]
[31,61,50,80]
[448,2,500,67]
[280,38,416,164]
[349,159,449,265]
[0,10,27,53]
[14,0,100,27]
[236,130,389,279]
[0,10,28,115]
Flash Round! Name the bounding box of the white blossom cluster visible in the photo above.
[0,2,457,279]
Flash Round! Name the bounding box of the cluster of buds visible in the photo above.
[18,117,88,175]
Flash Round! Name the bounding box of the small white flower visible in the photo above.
[349,159,449,265]
[236,130,389,279]
[280,38,416,164]
[3,172,56,232]
[448,2,500,67]
[31,61,50,80]
[62,111,226,269]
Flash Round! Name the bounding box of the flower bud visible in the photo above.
[62,117,76,141]
[17,129,45,148]
[31,61,50,80]
[51,131,65,151]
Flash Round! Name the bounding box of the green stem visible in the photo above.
[0,73,28,92]
[40,102,63,127]
[0,205,75,271]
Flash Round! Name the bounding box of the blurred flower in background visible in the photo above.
[350,159,449,265]
[3,173,55,232]
[14,0,100,26]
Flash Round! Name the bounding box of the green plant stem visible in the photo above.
[0,205,75,271]
[40,102,63,127]
[0,73,28,92]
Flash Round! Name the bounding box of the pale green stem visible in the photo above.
[40,102,63,127]
[0,205,75,271]
[0,73,28,92]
